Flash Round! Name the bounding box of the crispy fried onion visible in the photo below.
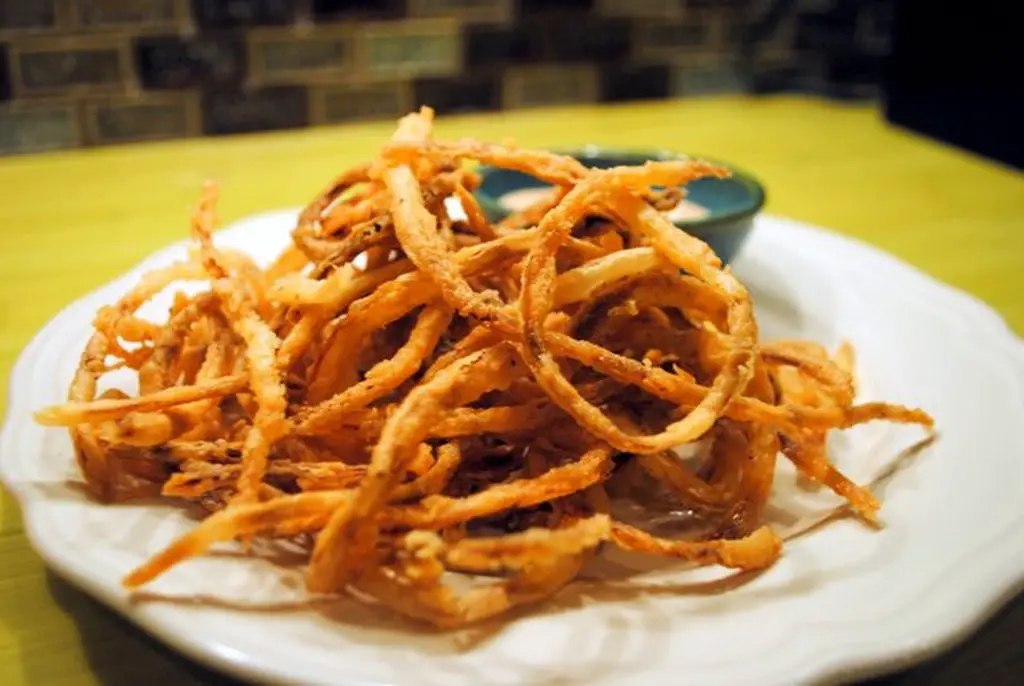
[36,107,934,628]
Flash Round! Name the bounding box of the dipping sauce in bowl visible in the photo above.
[475,147,766,265]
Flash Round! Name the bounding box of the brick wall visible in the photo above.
[1,0,893,155]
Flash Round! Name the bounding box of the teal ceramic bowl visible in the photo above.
[474,147,766,265]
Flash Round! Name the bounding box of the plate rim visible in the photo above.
[3,211,1024,686]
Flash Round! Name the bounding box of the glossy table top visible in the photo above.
[1,96,1022,685]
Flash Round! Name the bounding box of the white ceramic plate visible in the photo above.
[3,212,1024,686]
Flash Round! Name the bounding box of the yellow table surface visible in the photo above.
[1,96,1022,685]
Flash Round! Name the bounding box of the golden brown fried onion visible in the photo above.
[36,106,934,628]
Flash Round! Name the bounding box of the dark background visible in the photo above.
[0,0,898,151]
[4,1,1018,168]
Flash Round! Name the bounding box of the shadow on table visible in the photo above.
[860,588,1024,686]
[42,569,1024,685]
[42,571,240,686]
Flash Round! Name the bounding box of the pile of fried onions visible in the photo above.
[34,108,933,628]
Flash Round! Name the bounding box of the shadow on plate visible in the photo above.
[27,434,1016,685]
[42,570,241,686]
[37,563,1024,686]
[97,438,940,684]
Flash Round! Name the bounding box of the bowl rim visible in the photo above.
[475,145,767,230]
